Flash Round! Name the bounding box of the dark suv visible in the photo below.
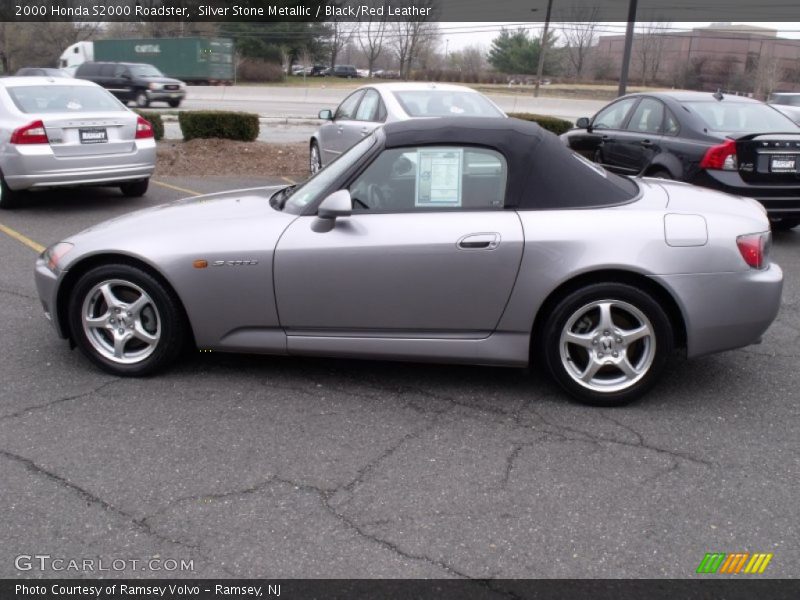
[332,65,358,78]
[562,91,800,230]
[74,62,185,108]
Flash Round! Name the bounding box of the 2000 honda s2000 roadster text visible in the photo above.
[35,118,783,406]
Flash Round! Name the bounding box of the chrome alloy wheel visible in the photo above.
[559,299,655,393]
[81,279,161,365]
[310,144,321,174]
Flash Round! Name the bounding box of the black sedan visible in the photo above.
[562,91,800,230]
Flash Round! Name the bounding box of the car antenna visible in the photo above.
[713,89,724,101]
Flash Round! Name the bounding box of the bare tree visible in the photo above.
[357,1,389,76]
[328,19,357,68]
[449,44,486,82]
[0,21,100,72]
[560,7,600,81]
[634,21,671,86]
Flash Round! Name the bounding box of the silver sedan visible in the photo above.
[0,76,156,209]
[35,118,782,406]
[309,82,506,173]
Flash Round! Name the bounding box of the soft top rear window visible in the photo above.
[7,85,125,114]
[683,101,798,133]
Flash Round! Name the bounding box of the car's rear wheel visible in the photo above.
[135,91,150,108]
[771,218,799,231]
[310,141,322,174]
[0,173,19,209]
[120,179,149,197]
[68,264,187,376]
[542,283,673,406]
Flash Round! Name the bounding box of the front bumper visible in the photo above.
[147,89,185,102]
[656,264,783,358]
[34,257,67,338]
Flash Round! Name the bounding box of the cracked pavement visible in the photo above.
[0,178,798,579]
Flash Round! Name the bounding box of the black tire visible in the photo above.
[120,179,149,197]
[309,141,322,174]
[0,173,18,209]
[168,99,181,108]
[68,264,187,376]
[541,283,673,407]
[771,218,799,231]
[135,91,150,108]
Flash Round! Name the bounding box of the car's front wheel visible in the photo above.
[168,99,181,108]
[120,179,149,197]
[135,91,150,108]
[309,141,322,174]
[68,264,187,376]
[542,283,673,406]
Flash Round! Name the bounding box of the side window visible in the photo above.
[664,109,680,136]
[592,97,638,130]
[626,98,665,134]
[349,146,507,213]
[334,91,364,121]
[114,65,127,78]
[355,89,380,122]
[99,64,116,77]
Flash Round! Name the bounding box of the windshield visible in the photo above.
[769,94,800,107]
[392,90,504,118]
[129,65,164,77]
[7,85,125,113]
[282,135,377,213]
[683,101,798,133]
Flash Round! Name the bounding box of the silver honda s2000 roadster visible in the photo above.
[35,118,783,406]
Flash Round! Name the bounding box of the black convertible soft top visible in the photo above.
[382,117,638,210]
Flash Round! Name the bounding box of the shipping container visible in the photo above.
[92,37,234,84]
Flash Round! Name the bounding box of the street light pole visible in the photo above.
[617,0,638,96]
[534,0,554,98]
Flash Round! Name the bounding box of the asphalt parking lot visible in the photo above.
[0,176,798,579]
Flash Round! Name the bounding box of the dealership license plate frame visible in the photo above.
[770,155,797,173]
[79,128,108,145]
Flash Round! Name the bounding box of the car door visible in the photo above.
[273,145,524,339]
[318,90,365,165]
[352,88,386,140]
[586,96,639,171]
[610,97,666,175]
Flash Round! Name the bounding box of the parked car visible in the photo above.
[562,91,800,230]
[332,65,358,78]
[310,82,506,173]
[35,118,782,406]
[767,92,800,125]
[0,76,156,209]
[15,68,71,78]
[74,62,185,108]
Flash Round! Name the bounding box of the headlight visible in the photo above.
[41,242,74,272]
[148,82,160,90]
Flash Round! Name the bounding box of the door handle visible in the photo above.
[360,126,369,136]
[601,135,611,142]
[458,233,500,250]
[336,125,344,133]
[640,139,654,147]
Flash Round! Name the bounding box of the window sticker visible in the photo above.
[415,148,463,207]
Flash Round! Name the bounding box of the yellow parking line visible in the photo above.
[151,179,202,197]
[0,221,45,254]
[281,176,297,185]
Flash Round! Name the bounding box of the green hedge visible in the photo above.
[133,110,164,141]
[507,113,574,136]
[178,111,260,142]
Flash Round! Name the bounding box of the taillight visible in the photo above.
[700,139,737,170]
[135,116,154,139]
[10,120,49,145]
[736,231,771,269]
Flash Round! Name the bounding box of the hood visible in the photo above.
[60,186,293,270]
[143,76,183,85]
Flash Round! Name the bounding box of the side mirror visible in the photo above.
[312,189,352,232]
[576,117,590,129]
[319,109,333,121]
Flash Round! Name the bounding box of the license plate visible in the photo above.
[770,156,796,172]
[171,93,180,98]
[79,128,107,144]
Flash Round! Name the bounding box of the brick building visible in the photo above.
[595,24,800,96]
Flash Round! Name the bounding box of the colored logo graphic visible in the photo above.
[696,552,773,574]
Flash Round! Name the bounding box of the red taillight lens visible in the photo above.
[10,120,49,145]
[135,116,154,139]
[700,139,737,170]
[736,232,771,269]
